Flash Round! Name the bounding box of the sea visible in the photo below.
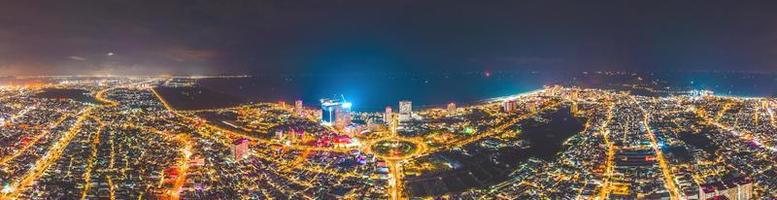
[188,71,776,112]
[196,72,551,112]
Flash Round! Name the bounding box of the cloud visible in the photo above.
[69,56,87,61]
[2,0,777,75]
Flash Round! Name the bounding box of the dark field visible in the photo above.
[33,88,99,104]
[404,107,584,197]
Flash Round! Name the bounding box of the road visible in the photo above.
[2,106,96,199]
[632,97,681,200]
[596,103,616,200]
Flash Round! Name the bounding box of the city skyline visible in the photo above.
[2,1,777,200]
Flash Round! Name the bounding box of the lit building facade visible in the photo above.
[320,97,352,129]
[232,138,249,161]
[321,98,340,125]
[503,100,516,113]
[335,105,352,129]
[399,100,412,122]
[295,99,303,116]
[384,106,393,123]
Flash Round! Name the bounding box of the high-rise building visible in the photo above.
[447,102,456,114]
[295,99,304,116]
[320,97,352,129]
[321,98,340,125]
[399,100,412,122]
[399,101,412,113]
[335,102,352,129]
[384,106,393,123]
[232,138,249,161]
[503,100,516,113]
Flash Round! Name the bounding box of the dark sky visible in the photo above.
[2,0,777,75]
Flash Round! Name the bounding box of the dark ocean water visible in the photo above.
[193,72,777,112]
[656,72,777,97]
[197,73,556,112]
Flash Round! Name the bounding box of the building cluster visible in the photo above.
[1,77,776,199]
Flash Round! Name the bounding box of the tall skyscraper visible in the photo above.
[399,100,412,122]
[503,100,516,113]
[335,101,352,129]
[447,102,456,114]
[320,97,352,129]
[384,106,393,123]
[399,101,412,114]
[295,99,303,116]
[232,138,249,161]
[321,98,340,125]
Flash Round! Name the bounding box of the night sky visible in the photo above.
[2,0,777,75]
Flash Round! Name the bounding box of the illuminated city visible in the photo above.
[3,1,777,200]
[0,74,774,199]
